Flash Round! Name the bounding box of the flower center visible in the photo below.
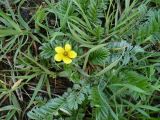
[63,51,68,56]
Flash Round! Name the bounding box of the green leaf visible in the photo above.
[137,105,160,111]
[151,0,160,5]
[90,87,109,120]
[27,96,70,119]
[40,43,54,59]
[0,10,21,32]
[0,105,19,112]
[135,10,160,43]
[67,91,85,110]
[0,29,21,37]
[95,56,121,76]
[110,84,147,94]
[89,48,110,65]
[27,74,46,109]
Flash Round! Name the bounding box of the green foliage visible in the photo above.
[107,41,144,65]
[110,70,151,100]
[152,0,160,5]
[0,0,160,120]
[135,10,160,43]
[65,108,85,120]
[40,43,54,59]
[82,0,108,24]
[27,96,69,120]
[90,86,109,120]
[89,48,110,65]
[27,82,90,119]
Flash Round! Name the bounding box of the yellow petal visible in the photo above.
[65,44,71,51]
[63,56,72,64]
[55,47,64,53]
[68,50,77,58]
[54,54,63,62]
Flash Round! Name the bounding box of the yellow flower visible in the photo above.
[54,44,77,64]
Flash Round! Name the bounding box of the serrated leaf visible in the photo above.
[89,48,110,65]
[67,92,85,110]
[40,43,54,59]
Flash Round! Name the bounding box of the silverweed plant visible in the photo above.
[54,44,77,64]
[0,0,160,120]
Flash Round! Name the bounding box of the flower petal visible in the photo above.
[63,56,72,64]
[54,54,63,62]
[68,50,77,58]
[65,44,71,51]
[55,47,64,53]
